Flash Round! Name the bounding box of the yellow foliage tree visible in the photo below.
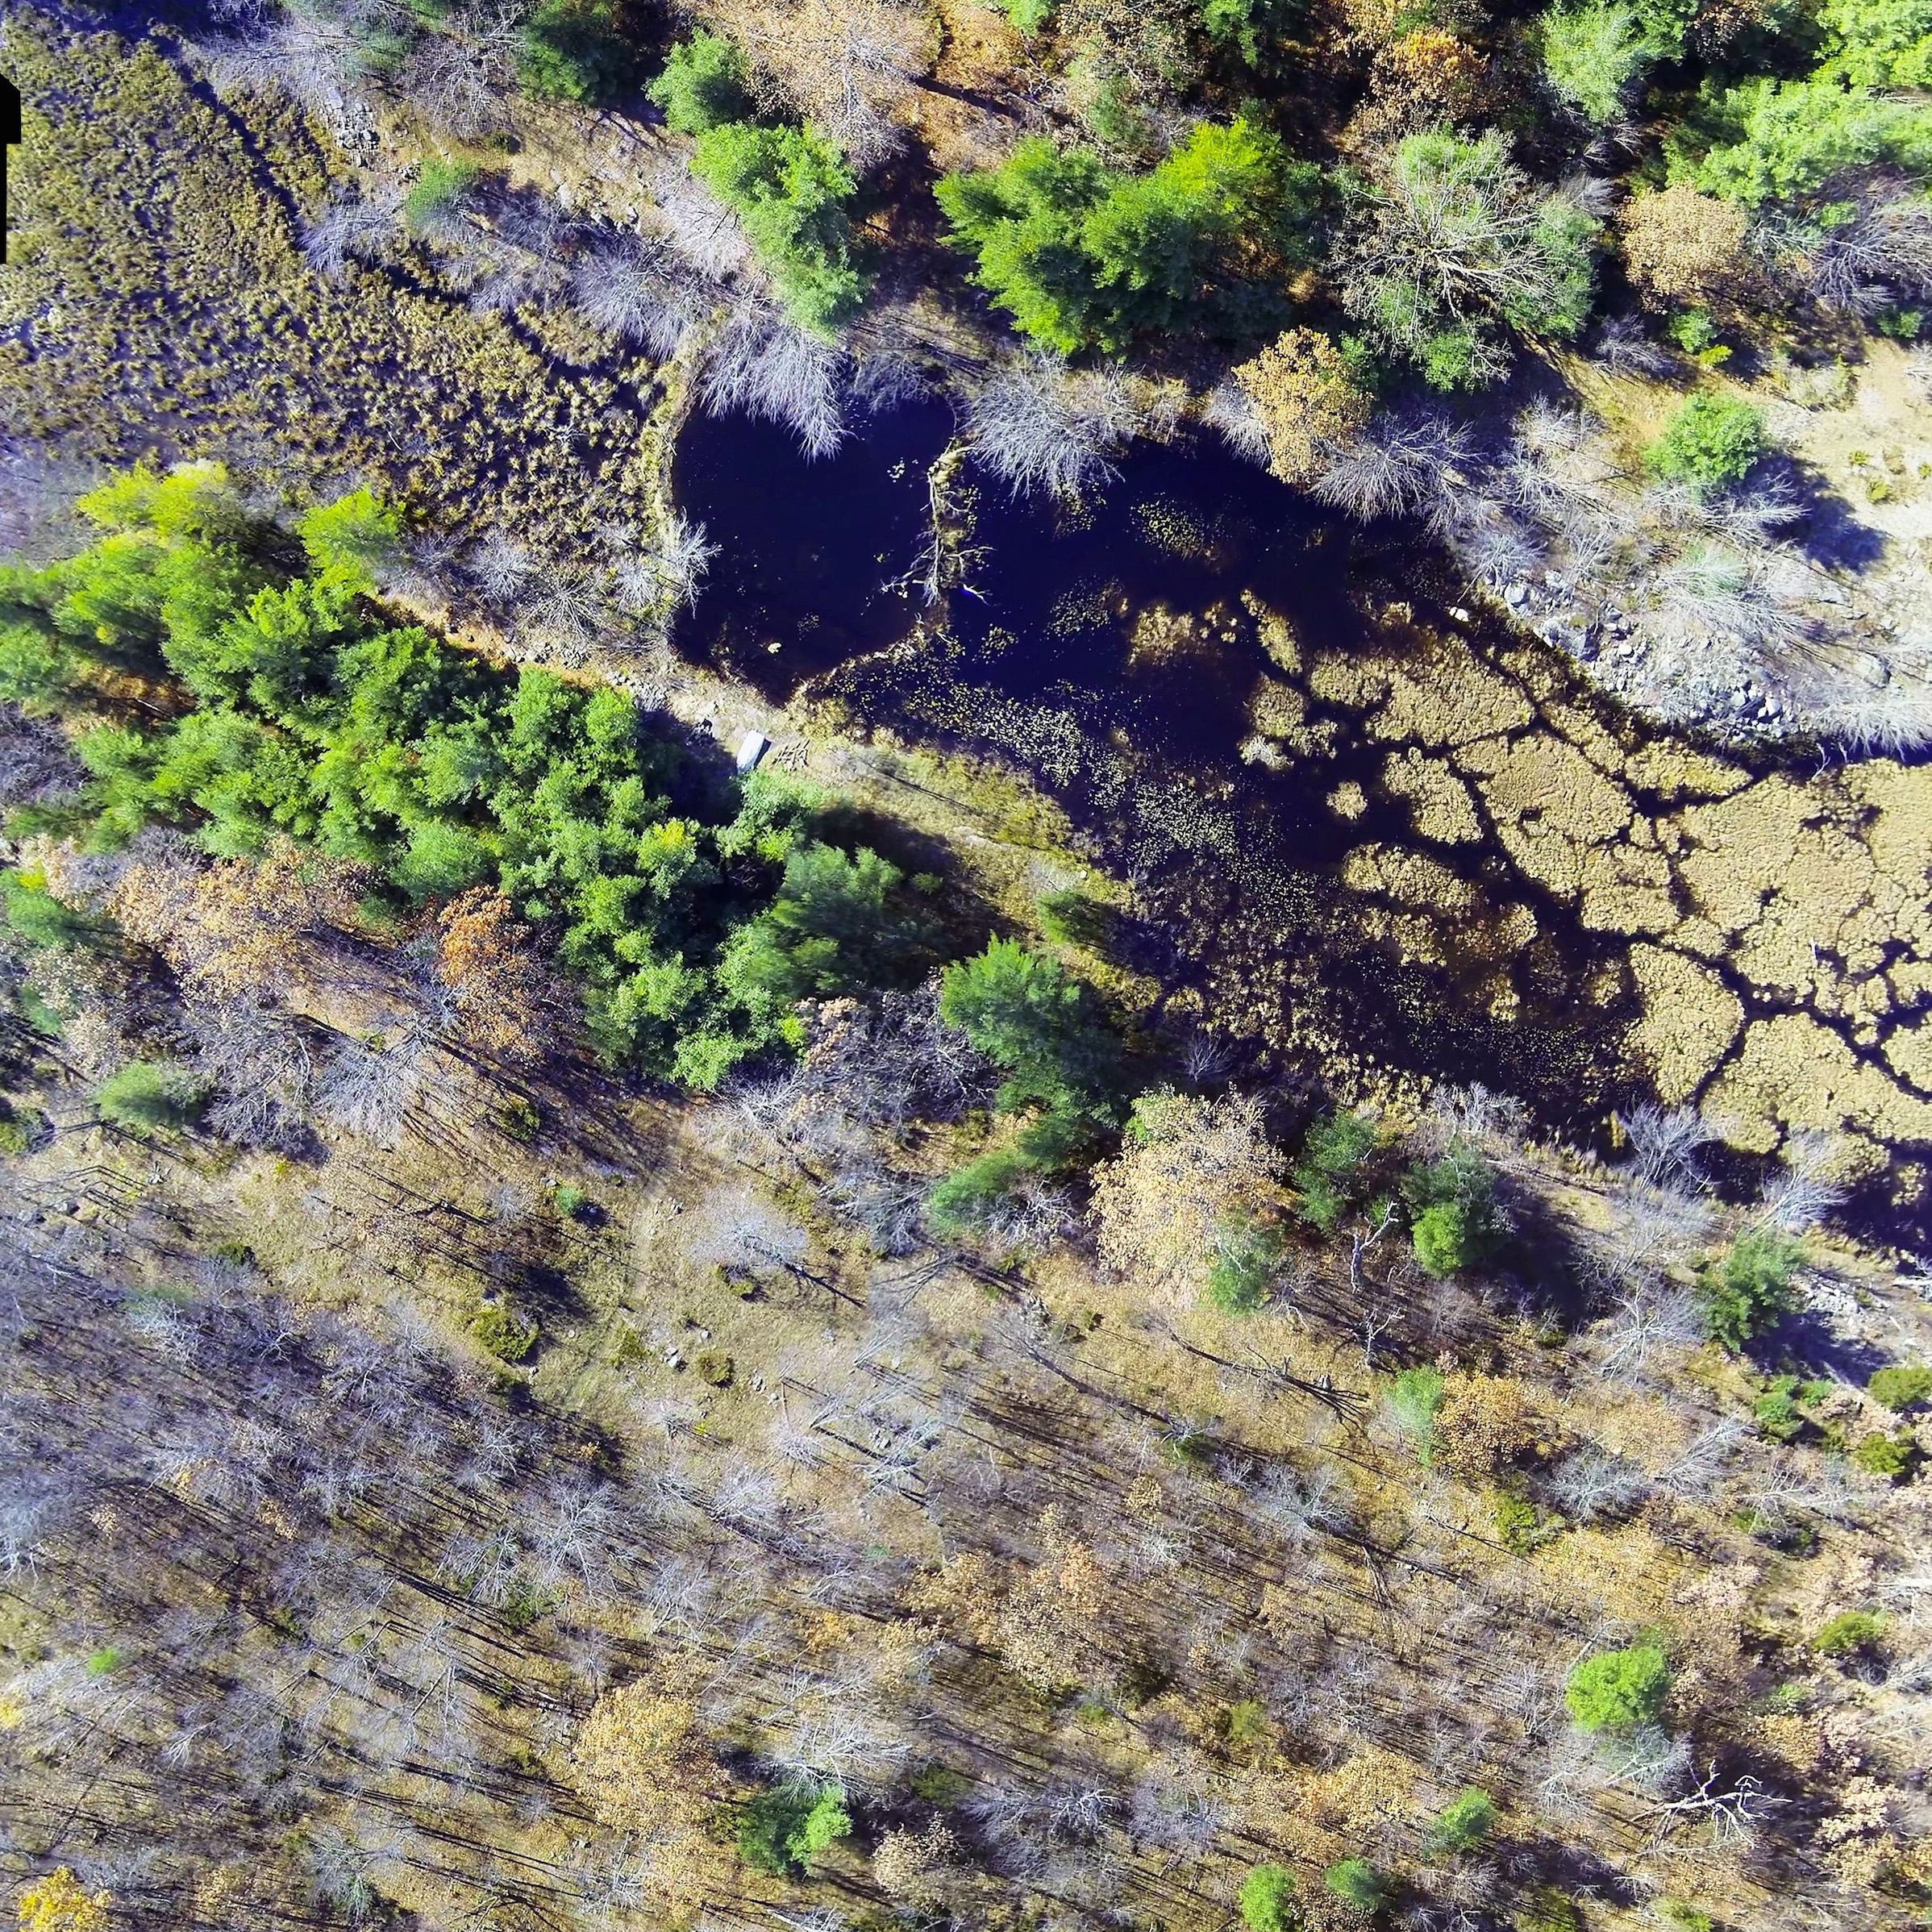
[1434,1372,1546,1480]
[17,1870,110,1932]
[569,1687,734,1922]
[1231,331,1372,488]
[1618,185,1750,310]
[906,1509,1113,1690]
[1350,27,1496,143]
[1090,1090,1285,1305]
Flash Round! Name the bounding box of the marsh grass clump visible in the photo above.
[94,1060,212,1136]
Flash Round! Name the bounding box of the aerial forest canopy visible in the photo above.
[0,466,947,1085]
[4,0,1932,1925]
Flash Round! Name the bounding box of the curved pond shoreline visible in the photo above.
[674,406,1932,1246]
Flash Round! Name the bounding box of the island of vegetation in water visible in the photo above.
[0,0,1930,1926]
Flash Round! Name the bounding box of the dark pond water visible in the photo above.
[675,398,1376,755]
[671,400,956,689]
[672,403,1676,1145]
[673,399,1499,886]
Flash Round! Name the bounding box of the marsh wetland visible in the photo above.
[680,406,1932,1232]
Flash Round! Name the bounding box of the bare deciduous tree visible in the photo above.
[1546,1444,1647,1522]
[610,514,720,617]
[702,0,936,168]
[701,304,849,459]
[312,1029,427,1145]
[1312,411,1472,527]
[397,2,522,137]
[964,356,1136,501]
[572,234,711,357]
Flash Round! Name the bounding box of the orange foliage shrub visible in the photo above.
[113,842,364,1001]
[1619,185,1750,310]
[436,887,556,1063]
[1434,1372,1546,1480]
[570,1687,734,1919]
[1090,1091,1285,1305]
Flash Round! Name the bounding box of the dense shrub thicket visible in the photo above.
[935,120,1325,353]
[0,467,931,1084]
[652,33,868,334]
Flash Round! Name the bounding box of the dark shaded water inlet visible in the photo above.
[670,405,1734,1155]
[673,401,1365,767]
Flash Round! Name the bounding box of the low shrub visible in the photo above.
[1222,1698,1269,1750]
[1655,1903,1713,1932]
[1565,1643,1670,1731]
[402,158,480,232]
[1323,1857,1390,1913]
[1238,1863,1297,1932]
[1401,1143,1501,1276]
[689,121,868,335]
[1867,1363,1932,1411]
[926,1143,1038,1236]
[1493,1487,1558,1552]
[1753,1372,1828,1441]
[647,31,753,134]
[1850,1429,1918,1480]
[1290,1110,1377,1231]
[1541,0,1653,123]
[0,1101,39,1155]
[1810,1609,1885,1655]
[2,870,94,950]
[1039,889,1116,951]
[517,0,636,102]
[1646,392,1764,491]
[1427,1785,1497,1853]
[1699,1226,1801,1349]
[1384,1364,1446,1465]
[735,1781,851,1875]
[1205,1215,1285,1314]
[94,1061,211,1136]
[469,1302,539,1363]
[1522,1891,1584,1932]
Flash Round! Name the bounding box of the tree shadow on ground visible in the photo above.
[1768,454,1889,573]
